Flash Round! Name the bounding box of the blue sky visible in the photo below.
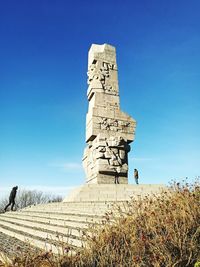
[0,0,200,197]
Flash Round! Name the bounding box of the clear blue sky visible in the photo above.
[0,0,200,196]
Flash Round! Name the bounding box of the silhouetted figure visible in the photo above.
[114,174,119,184]
[114,166,121,184]
[134,169,139,184]
[4,186,18,212]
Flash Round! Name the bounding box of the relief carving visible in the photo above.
[87,62,105,88]
[98,118,130,132]
[87,136,130,175]
[87,61,116,93]
[104,85,118,95]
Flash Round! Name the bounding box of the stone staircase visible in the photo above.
[0,201,118,256]
[0,184,166,258]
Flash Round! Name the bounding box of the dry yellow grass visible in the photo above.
[0,180,199,267]
[83,180,200,267]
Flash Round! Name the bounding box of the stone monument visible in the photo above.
[82,44,136,184]
[0,44,166,257]
[63,43,164,202]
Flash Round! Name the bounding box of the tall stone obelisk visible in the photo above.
[82,44,136,184]
[63,44,165,202]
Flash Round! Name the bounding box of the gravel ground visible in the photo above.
[0,231,42,260]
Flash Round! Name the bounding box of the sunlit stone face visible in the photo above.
[83,44,136,184]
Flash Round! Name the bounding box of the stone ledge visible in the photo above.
[63,184,166,202]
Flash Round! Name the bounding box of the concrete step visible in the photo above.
[22,205,112,214]
[0,219,83,248]
[1,213,92,228]
[0,216,85,238]
[0,223,76,254]
[22,201,120,212]
[19,210,105,223]
[23,201,107,208]
[24,201,119,209]
[23,208,108,215]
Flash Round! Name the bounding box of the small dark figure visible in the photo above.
[4,186,18,212]
[114,175,119,184]
[134,169,139,184]
[114,166,121,184]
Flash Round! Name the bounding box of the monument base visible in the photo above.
[63,184,166,202]
[86,173,128,184]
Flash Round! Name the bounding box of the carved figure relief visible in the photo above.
[87,61,117,95]
[104,85,118,95]
[85,136,130,175]
[98,118,130,133]
[87,62,105,88]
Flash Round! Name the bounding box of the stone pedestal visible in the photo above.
[63,184,166,202]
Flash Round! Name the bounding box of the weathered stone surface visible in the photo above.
[83,44,136,184]
[63,184,166,202]
[0,202,109,254]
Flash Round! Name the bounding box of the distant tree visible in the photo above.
[0,198,8,213]
[49,195,63,203]
[0,189,63,212]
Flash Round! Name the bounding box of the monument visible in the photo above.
[63,43,163,202]
[0,44,166,256]
[83,44,136,184]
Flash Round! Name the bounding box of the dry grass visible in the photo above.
[0,180,199,267]
[83,180,200,267]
